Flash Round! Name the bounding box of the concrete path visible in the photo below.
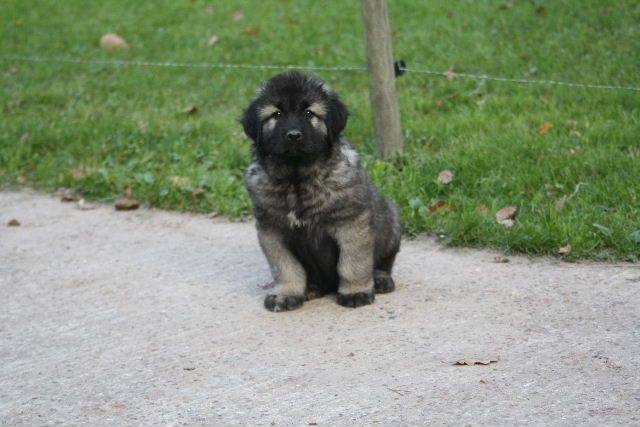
[1,190,639,426]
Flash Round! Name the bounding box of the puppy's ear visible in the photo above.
[241,100,260,143]
[326,95,349,140]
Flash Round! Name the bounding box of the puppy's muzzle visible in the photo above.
[286,129,302,141]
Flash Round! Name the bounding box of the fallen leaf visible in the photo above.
[241,26,261,35]
[558,244,572,255]
[444,65,456,81]
[437,169,454,184]
[171,176,191,188]
[496,206,518,222]
[191,187,205,198]
[232,10,244,22]
[100,33,129,50]
[535,6,546,16]
[59,188,81,202]
[428,200,452,214]
[556,195,568,210]
[19,133,30,144]
[115,185,140,211]
[7,219,20,227]
[208,212,219,219]
[207,35,219,47]
[453,356,499,366]
[537,122,554,135]
[494,256,510,263]
[183,367,196,371]
[478,204,489,215]
[479,378,489,384]
[16,175,27,184]
[181,105,198,114]
[77,198,97,211]
[71,166,95,179]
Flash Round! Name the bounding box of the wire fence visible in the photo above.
[2,54,640,93]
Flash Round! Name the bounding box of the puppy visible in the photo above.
[242,72,401,312]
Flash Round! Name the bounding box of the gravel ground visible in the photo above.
[1,189,639,426]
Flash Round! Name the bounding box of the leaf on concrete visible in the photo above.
[115,185,140,211]
[494,256,510,263]
[537,122,554,135]
[100,33,129,50]
[452,355,499,366]
[558,244,572,255]
[7,219,20,227]
[77,198,97,211]
[437,169,454,185]
[59,188,81,202]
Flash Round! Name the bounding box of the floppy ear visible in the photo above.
[326,95,349,140]
[241,100,260,143]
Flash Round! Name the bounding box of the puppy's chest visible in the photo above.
[263,179,335,228]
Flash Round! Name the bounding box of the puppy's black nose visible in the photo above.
[286,129,302,141]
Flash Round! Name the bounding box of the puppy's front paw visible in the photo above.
[337,291,375,308]
[264,294,304,312]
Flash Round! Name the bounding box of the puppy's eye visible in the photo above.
[272,111,282,119]
[304,110,315,119]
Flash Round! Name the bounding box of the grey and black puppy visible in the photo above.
[241,72,401,312]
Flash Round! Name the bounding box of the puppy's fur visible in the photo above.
[242,72,401,312]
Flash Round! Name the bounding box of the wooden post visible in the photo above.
[361,0,403,160]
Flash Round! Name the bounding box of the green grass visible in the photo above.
[1,0,639,261]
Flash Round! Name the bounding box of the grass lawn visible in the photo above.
[1,0,639,261]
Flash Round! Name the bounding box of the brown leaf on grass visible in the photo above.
[59,188,81,202]
[428,200,453,214]
[558,244,572,255]
[7,219,20,227]
[115,185,140,211]
[478,204,489,215]
[232,10,244,22]
[71,167,95,179]
[241,26,261,35]
[181,105,198,114]
[191,187,205,198]
[556,195,568,210]
[100,33,129,50]
[453,355,499,366]
[535,6,546,16]
[496,206,518,222]
[171,176,191,189]
[494,256,510,263]
[16,175,27,184]
[437,169,454,185]
[207,35,219,47]
[537,122,554,135]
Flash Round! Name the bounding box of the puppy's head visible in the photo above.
[241,72,348,164]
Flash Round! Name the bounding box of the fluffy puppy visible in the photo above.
[242,72,401,312]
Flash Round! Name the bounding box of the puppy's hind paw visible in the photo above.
[264,294,304,312]
[337,291,375,308]
[374,274,395,294]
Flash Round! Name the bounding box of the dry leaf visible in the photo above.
[535,6,546,16]
[232,10,244,21]
[429,200,452,214]
[100,33,129,50]
[445,65,456,81]
[115,185,140,211]
[59,188,81,202]
[77,198,97,211]
[71,166,95,179]
[479,378,489,384]
[496,206,518,222]
[494,256,510,263]
[558,244,572,255]
[171,176,191,188]
[16,175,27,184]
[478,204,489,215]
[207,35,219,47]
[556,195,568,210]
[453,355,499,366]
[7,219,20,227]
[241,26,261,35]
[437,169,454,185]
[191,187,205,198]
[181,105,198,114]
[537,122,554,135]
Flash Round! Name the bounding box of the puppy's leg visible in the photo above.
[333,216,375,308]
[374,250,397,294]
[258,227,306,312]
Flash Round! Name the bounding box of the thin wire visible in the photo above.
[2,54,639,92]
